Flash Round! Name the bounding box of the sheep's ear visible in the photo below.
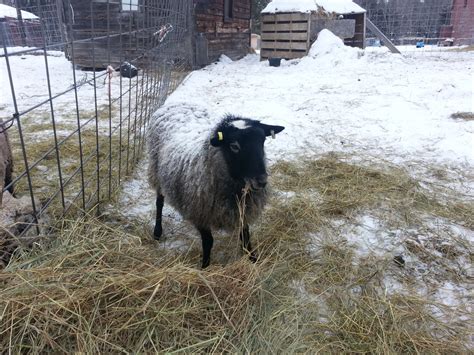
[259,124,285,138]
[210,131,225,147]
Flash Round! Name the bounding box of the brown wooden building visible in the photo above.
[63,0,251,69]
[439,0,474,46]
[193,0,251,65]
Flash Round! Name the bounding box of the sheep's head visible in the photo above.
[210,116,284,190]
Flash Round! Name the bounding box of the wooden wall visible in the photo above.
[193,0,251,64]
[66,0,145,69]
[65,0,251,68]
[343,13,366,49]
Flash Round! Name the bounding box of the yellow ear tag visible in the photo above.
[218,131,224,141]
[271,130,275,139]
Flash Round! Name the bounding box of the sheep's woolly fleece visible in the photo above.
[146,103,267,230]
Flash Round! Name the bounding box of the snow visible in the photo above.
[163,32,473,176]
[118,32,473,288]
[0,49,137,134]
[118,32,473,304]
[262,0,317,13]
[1,29,472,320]
[262,0,365,14]
[307,29,358,58]
[230,119,250,129]
[0,4,38,20]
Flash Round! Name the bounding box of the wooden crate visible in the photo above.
[260,12,311,60]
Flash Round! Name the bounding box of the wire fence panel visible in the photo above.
[355,0,474,52]
[0,0,193,241]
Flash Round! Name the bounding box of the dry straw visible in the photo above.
[1,154,472,352]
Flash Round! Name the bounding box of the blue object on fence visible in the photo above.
[416,41,425,48]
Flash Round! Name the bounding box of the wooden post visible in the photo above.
[14,0,27,47]
[56,0,67,45]
[306,13,311,54]
[366,18,401,54]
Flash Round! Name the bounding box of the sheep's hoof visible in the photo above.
[153,225,162,240]
[249,252,258,263]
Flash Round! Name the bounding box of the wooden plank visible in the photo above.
[366,18,400,54]
[261,49,306,60]
[261,32,308,41]
[261,41,308,50]
[262,12,309,22]
[261,22,309,32]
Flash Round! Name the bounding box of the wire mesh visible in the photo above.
[253,0,473,53]
[0,0,193,238]
[355,0,474,51]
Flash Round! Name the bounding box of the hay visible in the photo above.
[0,218,268,352]
[1,153,472,352]
[270,155,473,229]
[10,123,142,218]
[449,45,474,52]
[451,112,474,121]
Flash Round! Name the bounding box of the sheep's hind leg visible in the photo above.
[198,227,214,269]
[241,224,257,263]
[153,193,164,240]
[4,164,13,195]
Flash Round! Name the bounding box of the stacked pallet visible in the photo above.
[260,12,311,60]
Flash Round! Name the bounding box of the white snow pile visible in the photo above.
[315,0,365,14]
[263,0,317,13]
[306,29,361,59]
[0,4,38,20]
[262,0,365,15]
[219,54,233,64]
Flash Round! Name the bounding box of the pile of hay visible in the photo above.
[1,154,472,352]
[0,218,269,352]
[451,112,474,121]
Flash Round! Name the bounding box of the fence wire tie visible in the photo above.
[154,23,173,43]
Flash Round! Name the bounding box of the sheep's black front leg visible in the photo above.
[198,227,213,268]
[153,193,164,240]
[240,224,257,263]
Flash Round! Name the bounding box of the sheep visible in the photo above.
[0,120,14,207]
[147,103,284,268]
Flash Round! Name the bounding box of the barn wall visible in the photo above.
[451,0,474,45]
[193,0,251,64]
[342,13,366,49]
[66,0,142,68]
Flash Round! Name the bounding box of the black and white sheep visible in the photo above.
[147,103,284,268]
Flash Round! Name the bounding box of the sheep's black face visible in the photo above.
[210,117,285,190]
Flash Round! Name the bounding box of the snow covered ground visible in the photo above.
[0,48,136,134]
[1,31,472,328]
[122,30,473,225]
[145,30,472,188]
[119,31,473,320]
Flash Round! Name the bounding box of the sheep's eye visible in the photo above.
[229,142,240,153]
